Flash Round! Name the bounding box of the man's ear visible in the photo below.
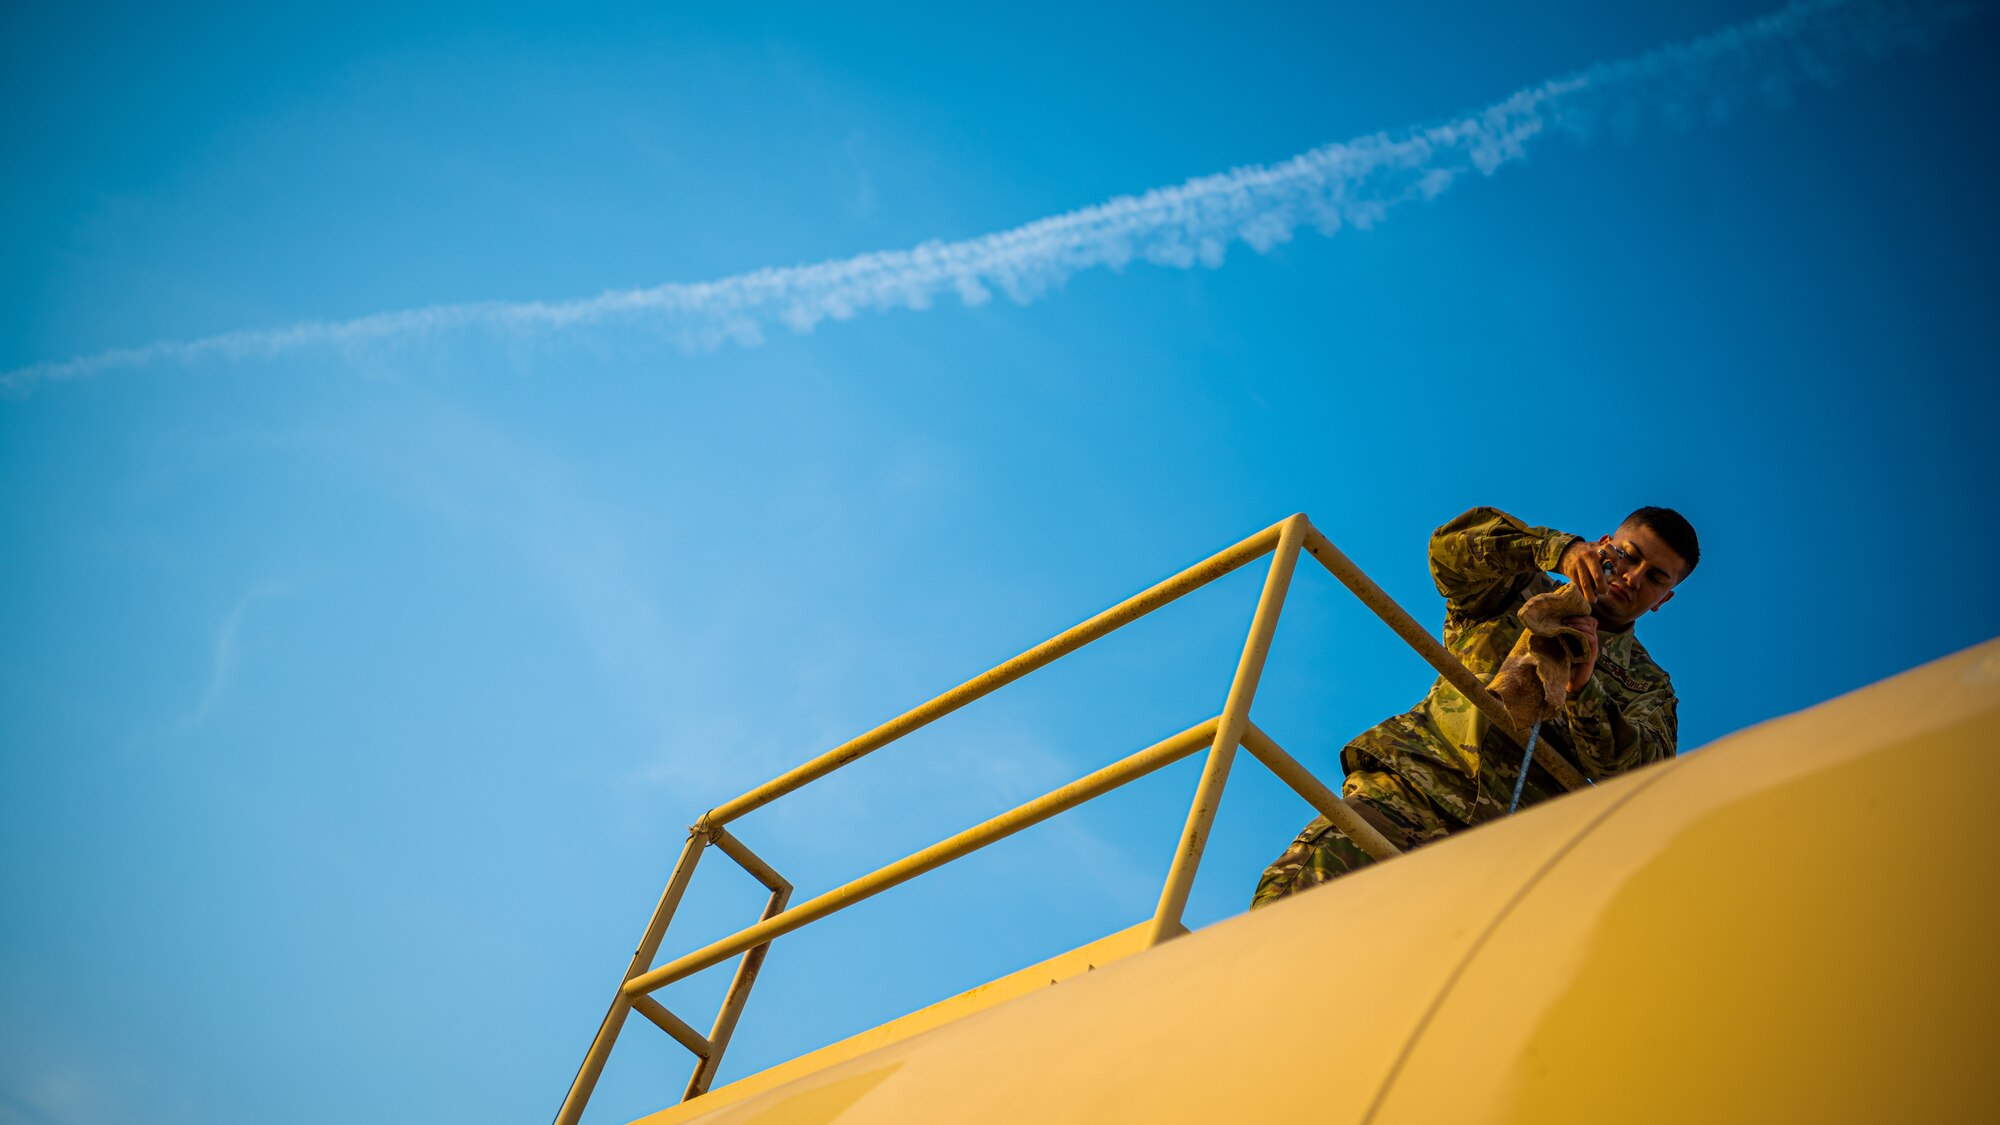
[1649,590,1676,614]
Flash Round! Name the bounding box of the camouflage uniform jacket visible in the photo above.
[1344,506,1679,825]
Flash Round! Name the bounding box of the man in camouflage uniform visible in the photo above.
[1251,505,1699,907]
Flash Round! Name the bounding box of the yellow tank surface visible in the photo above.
[631,638,2000,1125]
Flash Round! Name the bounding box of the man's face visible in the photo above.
[1593,521,1688,626]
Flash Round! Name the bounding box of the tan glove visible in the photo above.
[1488,582,1593,733]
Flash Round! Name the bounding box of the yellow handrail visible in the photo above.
[552,513,1575,1124]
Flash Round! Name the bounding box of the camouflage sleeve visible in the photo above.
[1428,507,1582,618]
[1562,674,1677,778]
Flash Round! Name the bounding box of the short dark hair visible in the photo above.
[1622,506,1700,579]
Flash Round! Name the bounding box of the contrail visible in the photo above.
[2,0,1978,391]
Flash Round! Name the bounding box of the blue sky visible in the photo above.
[4,2,1996,1122]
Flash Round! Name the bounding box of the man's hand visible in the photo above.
[1564,615,1600,696]
[1559,537,1608,603]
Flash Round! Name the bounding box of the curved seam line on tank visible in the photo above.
[1356,761,1681,1125]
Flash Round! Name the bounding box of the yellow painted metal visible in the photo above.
[1241,721,1400,862]
[686,882,791,1100]
[1144,515,1306,948]
[681,826,796,1095]
[623,717,1223,999]
[554,828,707,1125]
[632,921,1176,1125]
[701,521,1286,828]
[632,996,713,1059]
[1369,638,2000,1125]
[617,639,2000,1125]
[1301,522,1586,791]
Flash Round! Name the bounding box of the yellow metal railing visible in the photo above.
[552,513,1582,1124]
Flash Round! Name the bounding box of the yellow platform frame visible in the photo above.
[553,513,1581,1124]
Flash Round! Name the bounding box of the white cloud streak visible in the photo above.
[1,0,1977,391]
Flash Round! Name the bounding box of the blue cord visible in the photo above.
[1507,719,1542,815]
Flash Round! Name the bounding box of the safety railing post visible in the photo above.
[1144,515,1308,948]
[683,886,788,1099]
[685,829,795,1100]
[553,827,708,1125]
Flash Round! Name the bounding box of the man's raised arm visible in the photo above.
[1565,673,1677,778]
[1428,507,1581,619]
